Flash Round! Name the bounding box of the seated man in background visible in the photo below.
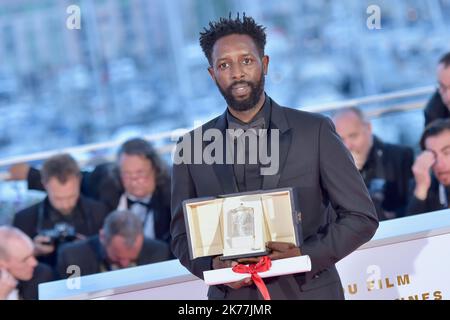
[424,52,450,126]
[8,138,172,245]
[57,210,171,279]
[0,226,54,300]
[332,107,414,220]
[408,119,450,215]
[13,154,109,268]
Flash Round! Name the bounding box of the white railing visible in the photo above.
[0,85,435,181]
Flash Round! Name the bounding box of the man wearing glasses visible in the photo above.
[424,52,450,126]
[8,138,172,245]
[105,138,172,244]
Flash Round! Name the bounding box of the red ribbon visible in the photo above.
[232,256,272,300]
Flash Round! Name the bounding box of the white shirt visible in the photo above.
[117,193,155,239]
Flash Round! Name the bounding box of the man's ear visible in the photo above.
[262,55,269,75]
[207,66,216,81]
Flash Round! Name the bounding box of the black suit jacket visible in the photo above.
[407,177,447,215]
[171,97,378,300]
[13,196,108,239]
[424,90,449,126]
[12,196,109,267]
[360,136,414,220]
[17,263,55,300]
[56,235,171,278]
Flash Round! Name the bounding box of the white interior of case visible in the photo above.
[185,190,298,259]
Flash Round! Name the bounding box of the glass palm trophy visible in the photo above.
[222,200,266,260]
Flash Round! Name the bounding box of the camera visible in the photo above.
[39,222,77,245]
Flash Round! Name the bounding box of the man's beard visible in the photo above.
[216,72,265,112]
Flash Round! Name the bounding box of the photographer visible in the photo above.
[8,138,172,245]
[12,154,109,268]
[332,107,414,220]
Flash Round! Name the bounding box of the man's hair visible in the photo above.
[0,226,31,261]
[117,138,170,188]
[102,210,143,247]
[41,153,81,185]
[199,13,266,65]
[438,52,450,68]
[420,118,450,150]
[332,106,368,124]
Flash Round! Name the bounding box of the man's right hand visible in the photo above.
[7,163,30,181]
[0,269,18,300]
[33,235,55,256]
[212,256,253,290]
[412,150,435,200]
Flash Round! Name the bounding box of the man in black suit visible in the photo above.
[424,52,450,126]
[170,14,378,300]
[408,119,450,215]
[57,210,171,278]
[332,107,414,220]
[0,226,54,300]
[13,154,109,268]
[8,138,172,245]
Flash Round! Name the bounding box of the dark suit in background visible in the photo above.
[24,164,172,245]
[17,263,55,300]
[424,90,449,126]
[56,235,171,278]
[171,97,378,300]
[407,177,449,215]
[13,196,109,267]
[360,136,414,220]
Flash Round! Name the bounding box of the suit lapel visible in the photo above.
[211,110,239,195]
[262,98,292,190]
[209,98,292,193]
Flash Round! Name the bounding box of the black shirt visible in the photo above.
[226,94,272,192]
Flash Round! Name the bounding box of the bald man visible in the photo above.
[332,107,414,221]
[0,226,54,300]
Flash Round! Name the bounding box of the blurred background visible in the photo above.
[1,0,450,220]
[0,0,449,158]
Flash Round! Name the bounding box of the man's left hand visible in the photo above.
[266,241,301,260]
[235,241,301,264]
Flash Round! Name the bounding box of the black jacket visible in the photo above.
[26,164,172,244]
[407,177,448,215]
[12,196,109,267]
[171,96,378,300]
[17,263,55,300]
[360,136,414,220]
[56,235,171,278]
[424,90,449,126]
